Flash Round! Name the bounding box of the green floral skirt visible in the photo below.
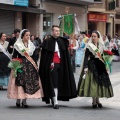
[78,70,114,98]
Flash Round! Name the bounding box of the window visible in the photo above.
[109,1,115,10]
[116,0,120,7]
[43,14,53,36]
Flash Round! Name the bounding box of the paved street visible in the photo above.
[1,62,120,120]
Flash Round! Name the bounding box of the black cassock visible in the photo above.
[39,36,77,104]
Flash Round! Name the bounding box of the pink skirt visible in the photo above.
[7,70,44,99]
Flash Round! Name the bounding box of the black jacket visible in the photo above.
[7,37,17,54]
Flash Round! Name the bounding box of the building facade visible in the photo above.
[0,0,94,38]
[0,0,45,36]
[114,0,120,35]
[88,0,120,37]
[39,0,94,38]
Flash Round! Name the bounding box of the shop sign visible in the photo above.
[0,0,28,7]
[14,0,28,7]
[88,13,107,22]
[0,0,14,5]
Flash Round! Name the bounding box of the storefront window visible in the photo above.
[43,14,53,36]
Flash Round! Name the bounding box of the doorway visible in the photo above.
[22,12,27,29]
[88,22,97,35]
[106,22,111,35]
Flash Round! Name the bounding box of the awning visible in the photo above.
[88,13,107,22]
[43,0,94,6]
[0,3,46,14]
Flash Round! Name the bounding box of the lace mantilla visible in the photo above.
[14,40,35,56]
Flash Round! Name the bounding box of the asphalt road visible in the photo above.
[0,62,120,120]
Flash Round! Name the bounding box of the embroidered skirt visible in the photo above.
[7,58,43,99]
[78,70,114,98]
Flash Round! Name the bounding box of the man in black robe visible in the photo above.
[8,29,20,54]
[39,25,77,109]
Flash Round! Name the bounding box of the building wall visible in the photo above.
[4,1,88,37]
[15,12,22,30]
[13,2,88,38]
[88,0,105,12]
[88,0,115,37]
[97,22,106,35]
[107,16,113,36]
[29,0,37,5]
[0,10,15,34]
[26,13,39,36]
[40,2,87,32]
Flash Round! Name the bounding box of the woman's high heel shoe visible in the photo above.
[97,103,103,108]
[92,104,97,108]
[16,103,20,108]
[21,102,29,108]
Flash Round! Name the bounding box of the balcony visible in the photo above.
[42,0,94,6]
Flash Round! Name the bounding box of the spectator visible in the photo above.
[31,35,40,63]
[7,28,20,54]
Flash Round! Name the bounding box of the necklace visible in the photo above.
[24,43,28,48]
[0,40,4,45]
[23,41,28,48]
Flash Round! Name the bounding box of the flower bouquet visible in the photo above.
[103,50,113,73]
[8,58,23,77]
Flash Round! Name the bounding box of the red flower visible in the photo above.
[104,50,113,56]
[12,58,22,63]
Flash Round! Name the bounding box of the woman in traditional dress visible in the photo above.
[103,35,110,50]
[75,35,86,67]
[7,29,43,108]
[77,31,113,108]
[0,33,11,89]
[109,39,120,61]
[69,34,79,72]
